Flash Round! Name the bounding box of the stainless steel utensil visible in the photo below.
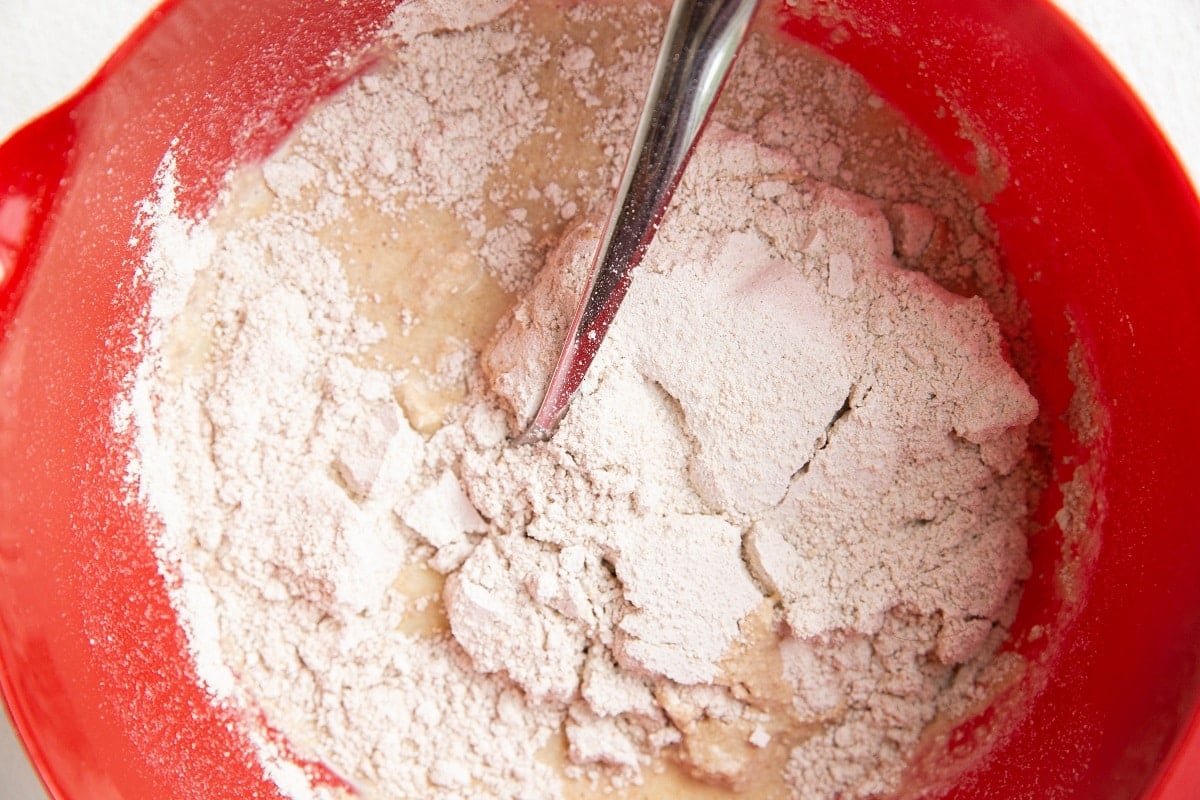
[521,0,760,442]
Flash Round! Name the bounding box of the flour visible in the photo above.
[123,2,1040,799]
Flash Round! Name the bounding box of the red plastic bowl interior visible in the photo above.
[1,1,1199,798]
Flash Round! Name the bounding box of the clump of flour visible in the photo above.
[467,124,1035,795]
[123,2,1040,799]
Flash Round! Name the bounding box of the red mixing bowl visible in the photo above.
[2,1,1199,798]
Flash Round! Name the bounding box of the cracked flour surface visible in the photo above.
[119,2,1040,799]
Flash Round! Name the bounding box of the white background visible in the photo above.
[1,1,1197,797]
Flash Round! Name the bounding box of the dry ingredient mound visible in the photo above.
[121,2,1039,799]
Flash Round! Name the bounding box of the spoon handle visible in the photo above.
[522,0,760,442]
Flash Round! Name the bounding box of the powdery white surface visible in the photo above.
[0,0,159,141]
[1054,0,1199,187]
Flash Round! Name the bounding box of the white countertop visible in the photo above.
[1,1,1197,798]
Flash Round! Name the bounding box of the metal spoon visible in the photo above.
[520,0,760,442]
